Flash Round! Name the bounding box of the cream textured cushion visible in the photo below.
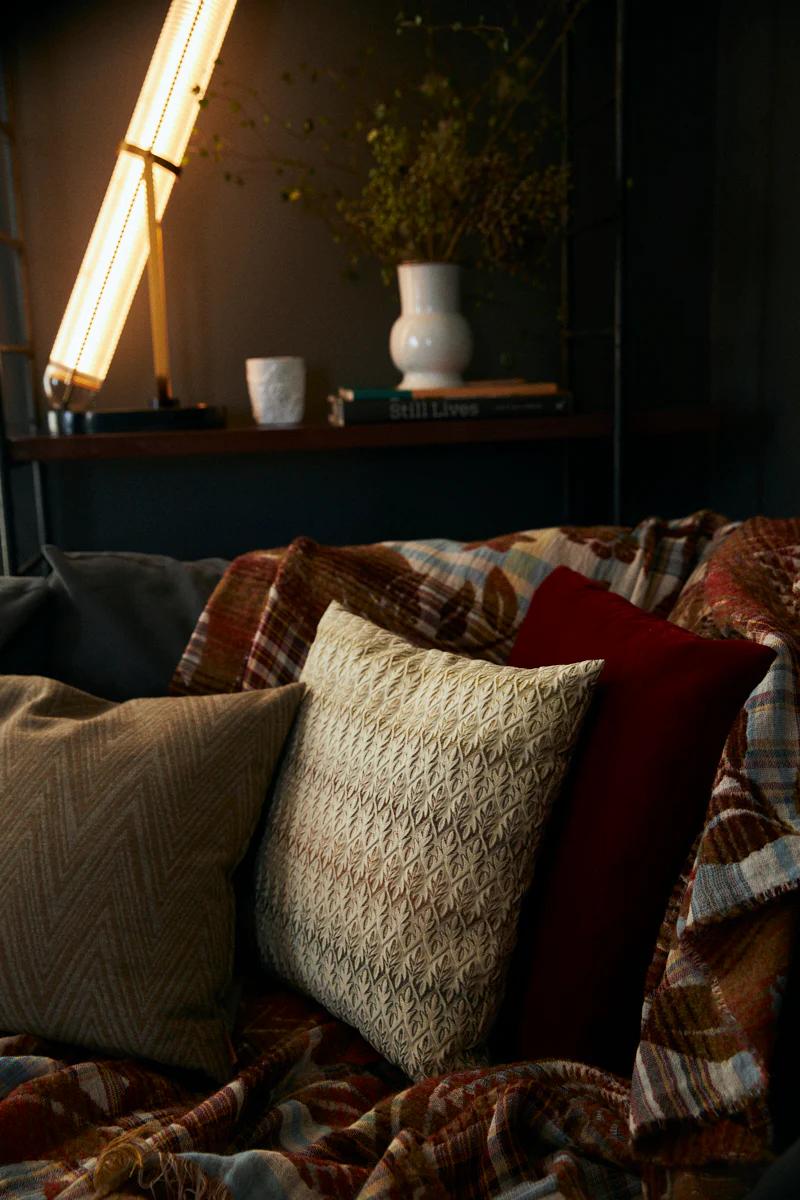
[0,675,303,1080]
[254,603,602,1079]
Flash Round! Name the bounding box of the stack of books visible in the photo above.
[327,380,570,427]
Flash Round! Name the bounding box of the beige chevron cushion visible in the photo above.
[0,675,303,1079]
[254,603,602,1079]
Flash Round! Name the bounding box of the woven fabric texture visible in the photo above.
[169,513,800,1163]
[254,603,602,1080]
[172,511,724,697]
[172,547,283,695]
[629,517,800,1162]
[0,983,761,1200]
[3,515,799,1198]
[0,675,303,1079]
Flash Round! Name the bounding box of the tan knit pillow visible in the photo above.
[254,603,602,1079]
[0,675,303,1079]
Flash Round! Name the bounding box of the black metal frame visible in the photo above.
[0,383,17,576]
[0,376,49,577]
[0,52,49,575]
[611,0,626,525]
[559,0,627,524]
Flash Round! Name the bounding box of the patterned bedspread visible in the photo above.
[2,513,799,1199]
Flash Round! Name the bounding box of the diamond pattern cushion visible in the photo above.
[0,675,303,1080]
[254,602,602,1080]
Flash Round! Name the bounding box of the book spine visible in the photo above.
[328,394,570,425]
[339,382,558,401]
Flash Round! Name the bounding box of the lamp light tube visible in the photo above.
[44,0,237,400]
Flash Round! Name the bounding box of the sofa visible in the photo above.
[0,511,798,1200]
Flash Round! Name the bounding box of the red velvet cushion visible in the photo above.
[496,565,775,1075]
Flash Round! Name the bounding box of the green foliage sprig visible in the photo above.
[191,3,588,283]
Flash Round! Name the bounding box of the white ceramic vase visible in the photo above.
[389,262,473,389]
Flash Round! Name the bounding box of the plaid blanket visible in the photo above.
[1,986,654,1200]
[173,511,725,695]
[631,517,800,1164]
[0,988,760,1200]
[3,513,798,1199]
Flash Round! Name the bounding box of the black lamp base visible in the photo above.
[48,405,227,435]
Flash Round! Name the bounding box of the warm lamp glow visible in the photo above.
[44,0,237,400]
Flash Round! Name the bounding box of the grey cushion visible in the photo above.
[43,546,228,701]
[0,577,50,675]
[745,1140,800,1199]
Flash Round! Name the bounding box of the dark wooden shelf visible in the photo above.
[6,406,718,464]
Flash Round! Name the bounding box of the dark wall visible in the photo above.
[625,1,720,416]
[11,0,561,420]
[562,0,720,526]
[7,0,791,561]
[710,0,800,519]
[623,0,720,522]
[7,0,578,558]
[13,0,399,418]
[41,443,594,560]
[623,0,800,524]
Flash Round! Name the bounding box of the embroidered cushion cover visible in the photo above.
[498,565,776,1075]
[254,602,602,1080]
[0,675,303,1079]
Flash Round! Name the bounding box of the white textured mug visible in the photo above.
[246,357,306,425]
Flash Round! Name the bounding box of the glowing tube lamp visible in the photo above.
[44,0,237,433]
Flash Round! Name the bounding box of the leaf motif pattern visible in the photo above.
[481,565,519,638]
